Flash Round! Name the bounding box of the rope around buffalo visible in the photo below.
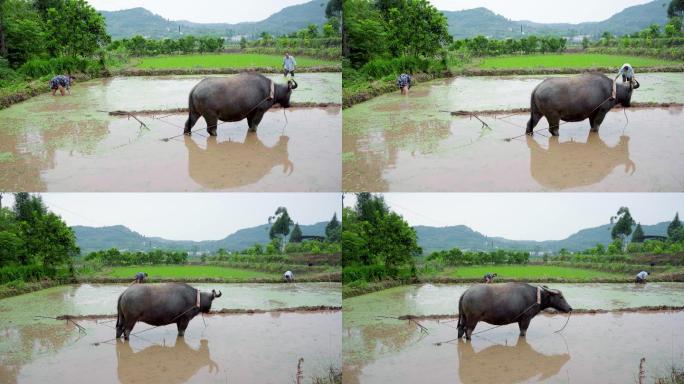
[91,304,199,346]
[160,96,273,142]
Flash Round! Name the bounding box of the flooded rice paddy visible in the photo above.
[343,73,684,192]
[0,73,341,191]
[0,283,341,383]
[343,283,684,383]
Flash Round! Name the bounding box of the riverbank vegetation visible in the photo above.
[0,193,79,297]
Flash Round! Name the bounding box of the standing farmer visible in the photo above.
[49,75,74,96]
[283,52,297,78]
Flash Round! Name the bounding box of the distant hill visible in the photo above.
[73,222,327,254]
[99,0,329,39]
[415,221,670,254]
[442,0,670,39]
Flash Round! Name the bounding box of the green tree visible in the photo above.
[341,207,368,266]
[345,193,421,272]
[306,24,319,38]
[385,0,451,57]
[631,223,645,243]
[668,0,684,18]
[44,0,110,57]
[239,36,247,49]
[668,212,683,238]
[269,207,293,245]
[1,0,45,66]
[290,223,303,243]
[325,212,341,242]
[343,0,387,65]
[611,207,635,242]
[581,36,589,49]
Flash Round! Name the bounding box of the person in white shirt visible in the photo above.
[283,53,297,78]
[283,270,294,282]
[635,270,648,284]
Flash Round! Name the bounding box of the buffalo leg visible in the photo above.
[589,111,607,133]
[546,114,561,136]
[184,110,200,135]
[204,113,218,136]
[247,110,266,133]
[526,109,542,135]
[116,323,124,339]
[123,319,136,340]
[465,319,478,340]
[457,314,466,339]
[177,318,190,337]
[518,318,531,337]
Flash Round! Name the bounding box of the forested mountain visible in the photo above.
[442,0,669,39]
[73,222,327,253]
[99,0,329,39]
[415,221,670,254]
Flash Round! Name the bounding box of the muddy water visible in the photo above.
[0,283,341,323]
[343,106,684,191]
[37,73,340,112]
[0,106,341,191]
[352,73,683,114]
[343,311,683,384]
[1,311,341,384]
[342,283,684,328]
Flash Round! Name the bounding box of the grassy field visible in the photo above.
[477,53,677,69]
[135,53,338,69]
[105,265,275,280]
[447,265,626,280]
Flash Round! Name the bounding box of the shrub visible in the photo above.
[0,265,51,284]
[17,56,103,78]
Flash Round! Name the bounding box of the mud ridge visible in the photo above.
[77,275,340,284]
[105,102,342,116]
[421,276,684,284]
[112,66,341,77]
[54,305,342,320]
[390,305,684,321]
[446,102,684,117]
[453,65,684,77]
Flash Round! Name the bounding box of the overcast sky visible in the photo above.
[87,0,311,24]
[429,0,655,24]
[2,193,341,241]
[344,193,684,241]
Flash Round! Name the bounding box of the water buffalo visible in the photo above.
[184,73,297,136]
[526,73,639,136]
[116,283,222,340]
[457,283,572,340]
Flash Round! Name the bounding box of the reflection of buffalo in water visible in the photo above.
[116,339,218,384]
[457,337,569,383]
[184,134,292,189]
[527,134,635,189]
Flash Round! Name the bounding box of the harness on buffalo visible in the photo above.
[269,80,274,100]
[196,289,201,308]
